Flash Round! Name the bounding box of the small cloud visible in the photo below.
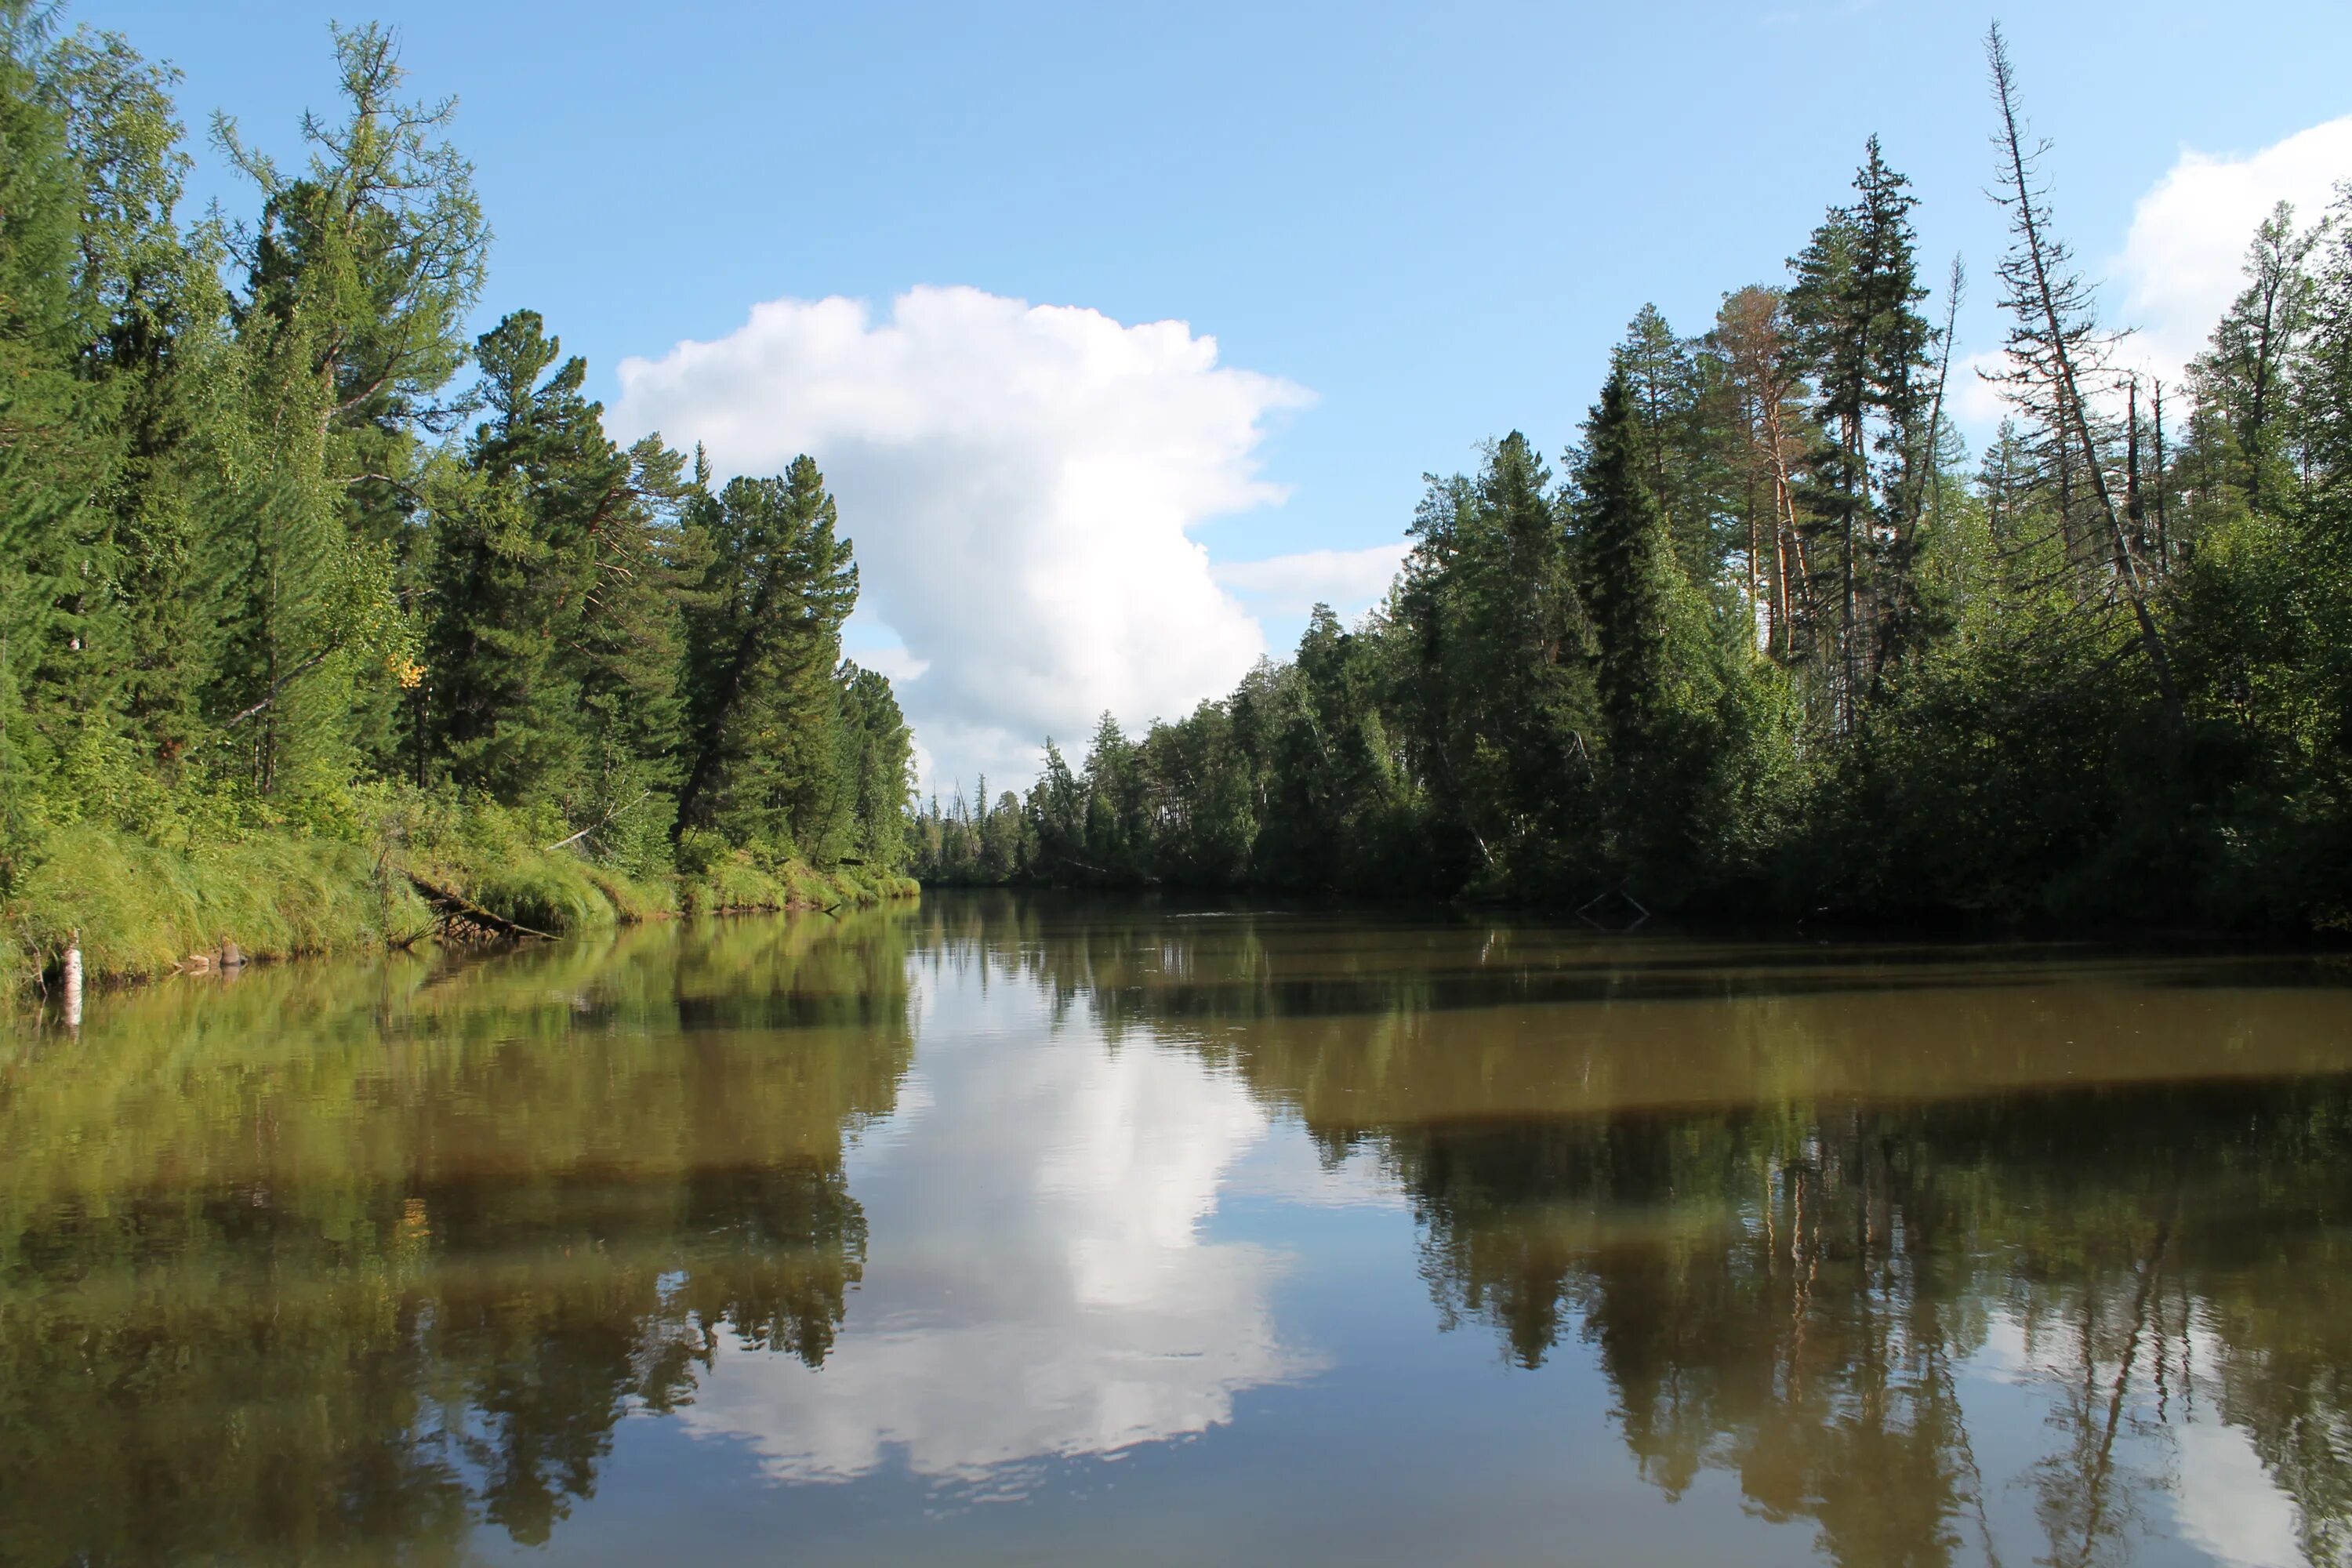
[1211,543,1408,621]
[1952,348,2017,437]
[841,608,930,684]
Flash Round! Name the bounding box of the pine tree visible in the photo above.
[214,22,486,786]
[423,310,592,803]
[1705,285,1817,661]
[419,309,692,861]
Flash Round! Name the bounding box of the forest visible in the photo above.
[916,29,2352,932]
[6,4,2351,995]
[0,9,914,986]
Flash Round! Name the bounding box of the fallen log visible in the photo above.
[401,872,557,943]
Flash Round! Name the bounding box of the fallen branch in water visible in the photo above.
[401,872,557,942]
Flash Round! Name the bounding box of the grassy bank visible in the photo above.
[2,796,917,996]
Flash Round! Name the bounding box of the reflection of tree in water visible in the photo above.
[1388,1110,1978,1566]
[909,895,2352,1567]
[1387,1088,2352,1568]
[0,909,915,1564]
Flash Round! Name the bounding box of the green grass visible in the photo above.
[3,793,913,994]
[4,826,428,985]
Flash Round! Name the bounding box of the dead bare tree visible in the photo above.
[1984,23,2184,727]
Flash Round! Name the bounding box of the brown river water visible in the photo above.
[3,892,2350,1566]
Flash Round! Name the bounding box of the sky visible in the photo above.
[74,0,2352,794]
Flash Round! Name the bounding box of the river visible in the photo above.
[3,893,2349,1566]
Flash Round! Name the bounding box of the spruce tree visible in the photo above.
[1579,370,1676,753]
[1789,136,1933,719]
[421,310,586,802]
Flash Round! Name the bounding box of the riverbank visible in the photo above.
[2,807,917,997]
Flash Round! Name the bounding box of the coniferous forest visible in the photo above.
[5,9,2352,996]
[916,29,2352,932]
[0,13,914,985]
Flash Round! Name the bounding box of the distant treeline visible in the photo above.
[0,9,913,955]
[916,29,2352,930]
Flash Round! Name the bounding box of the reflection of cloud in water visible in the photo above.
[678,1015,1316,1483]
[2173,1423,2303,1568]
[1972,1310,2307,1568]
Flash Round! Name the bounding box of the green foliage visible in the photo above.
[374,787,670,935]
[420,307,698,869]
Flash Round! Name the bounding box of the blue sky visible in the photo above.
[74,0,2352,789]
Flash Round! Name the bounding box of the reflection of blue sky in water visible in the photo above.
[677,964,1324,1486]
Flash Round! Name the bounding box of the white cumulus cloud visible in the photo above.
[610,286,1312,791]
[2114,116,2352,384]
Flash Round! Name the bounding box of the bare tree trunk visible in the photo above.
[2151,379,2170,573]
[1746,473,1764,651]
[1900,260,1965,554]
[2126,378,2146,558]
[1763,394,1802,661]
[1842,411,1860,730]
[1773,516,1792,659]
[1789,524,1819,667]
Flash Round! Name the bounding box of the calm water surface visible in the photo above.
[5,894,2351,1566]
